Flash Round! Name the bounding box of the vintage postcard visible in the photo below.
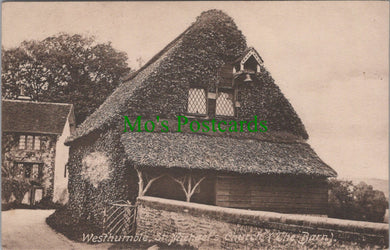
[1,1,389,249]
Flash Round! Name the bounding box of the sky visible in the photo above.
[2,2,389,179]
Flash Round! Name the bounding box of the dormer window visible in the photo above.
[187,88,207,115]
[216,89,235,117]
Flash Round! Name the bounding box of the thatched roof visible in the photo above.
[2,99,74,135]
[121,132,337,177]
[66,9,309,144]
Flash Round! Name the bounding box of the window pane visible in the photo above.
[17,163,24,178]
[32,164,39,179]
[216,92,235,116]
[24,164,32,178]
[26,136,33,150]
[34,136,40,150]
[19,135,26,149]
[187,88,206,114]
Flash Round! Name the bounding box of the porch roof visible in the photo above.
[120,132,337,177]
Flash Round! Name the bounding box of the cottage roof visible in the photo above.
[121,132,337,177]
[234,47,264,64]
[66,9,308,144]
[2,99,73,135]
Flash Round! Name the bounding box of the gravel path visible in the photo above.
[2,209,113,250]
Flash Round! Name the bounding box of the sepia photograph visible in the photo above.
[1,1,389,249]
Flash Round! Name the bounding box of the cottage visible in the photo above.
[64,10,336,227]
[2,99,75,204]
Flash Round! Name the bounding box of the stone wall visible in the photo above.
[136,196,388,249]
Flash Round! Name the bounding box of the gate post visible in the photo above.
[102,205,107,233]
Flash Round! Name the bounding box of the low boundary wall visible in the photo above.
[137,196,388,249]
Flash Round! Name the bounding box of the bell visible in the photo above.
[243,73,252,83]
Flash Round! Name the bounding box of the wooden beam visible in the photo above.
[142,174,165,196]
[135,167,144,197]
[135,166,165,197]
[169,173,206,202]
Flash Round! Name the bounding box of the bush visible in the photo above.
[328,179,388,222]
[1,177,64,211]
[1,177,31,203]
[46,205,102,242]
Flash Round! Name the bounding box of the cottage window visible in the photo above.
[187,88,207,115]
[18,162,42,180]
[31,164,40,179]
[216,90,235,117]
[19,135,26,149]
[26,135,34,149]
[34,136,40,150]
[18,135,40,150]
[24,164,32,178]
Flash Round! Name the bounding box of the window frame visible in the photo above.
[215,87,236,118]
[18,135,26,150]
[16,162,43,180]
[186,87,208,117]
[18,134,41,151]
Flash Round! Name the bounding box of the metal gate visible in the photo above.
[103,200,137,235]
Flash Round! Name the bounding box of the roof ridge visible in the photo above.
[2,99,73,106]
[121,22,194,83]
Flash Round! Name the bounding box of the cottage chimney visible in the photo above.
[17,85,32,101]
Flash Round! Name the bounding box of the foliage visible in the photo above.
[46,205,102,242]
[1,177,31,203]
[81,152,112,188]
[69,9,308,144]
[353,182,388,222]
[328,179,388,222]
[2,33,131,124]
[68,9,248,142]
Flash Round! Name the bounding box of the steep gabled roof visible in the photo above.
[66,9,247,144]
[66,9,308,144]
[2,99,73,135]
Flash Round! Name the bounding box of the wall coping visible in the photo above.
[137,196,388,236]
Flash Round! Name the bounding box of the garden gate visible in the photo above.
[103,200,137,235]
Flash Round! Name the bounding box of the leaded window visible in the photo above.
[34,136,40,150]
[19,135,26,149]
[32,164,40,179]
[216,91,235,116]
[18,135,41,150]
[27,136,34,150]
[17,162,42,180]
[187,88,207,115]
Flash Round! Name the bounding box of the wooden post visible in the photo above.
[170,173,206,202]
[135,167,144,197]
[102,206,107,233]
[135,166,165,197]
[141,173,165,196]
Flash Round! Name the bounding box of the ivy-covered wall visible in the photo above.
[1,132,57,200]
[66,127,138,227]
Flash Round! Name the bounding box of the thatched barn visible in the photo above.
[64,9,336,227]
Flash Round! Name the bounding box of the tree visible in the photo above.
[353,182,387,222]
[328,179,355,220]
[2,33,131,124]
[328,179,388,222]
